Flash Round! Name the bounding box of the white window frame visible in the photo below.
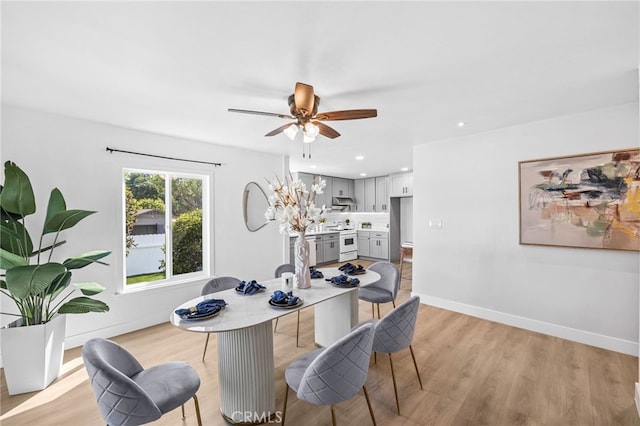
[121,166,211,293]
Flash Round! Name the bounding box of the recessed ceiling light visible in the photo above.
[457,121,466,128]
[310,164,317,169]
[401,167,409,172]
[360,173,367,177]
[355,155,364,160]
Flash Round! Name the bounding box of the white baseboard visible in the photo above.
[636,383,640,419]
[64,315,168,350]
[414,292,638,356]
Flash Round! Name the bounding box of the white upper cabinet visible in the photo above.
[389,172,413,197]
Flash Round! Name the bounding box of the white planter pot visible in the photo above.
[1,314,66,395]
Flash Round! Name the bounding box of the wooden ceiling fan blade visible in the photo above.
[315,122,340,139]
[294,82,315,117]
[228,108,294,119]
[314,109,378,121]
[265,123,295,137]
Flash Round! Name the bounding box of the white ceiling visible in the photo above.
[2,1,638,179]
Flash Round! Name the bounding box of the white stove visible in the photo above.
[338,229,358,262]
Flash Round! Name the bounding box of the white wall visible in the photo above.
[0,106,283,351]
[413,102,640,355]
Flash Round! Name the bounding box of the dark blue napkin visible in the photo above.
[271,290,299,305]
[310,267,324,279]
[338,263,365,275]
[175,298,227,318]
[236,280,266,295]
[325,274,360,286]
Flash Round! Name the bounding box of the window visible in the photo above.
[123,169,209,289]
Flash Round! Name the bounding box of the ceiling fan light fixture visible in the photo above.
[303,133,316,143]
[304,122,320,138]
[284,123,299,140]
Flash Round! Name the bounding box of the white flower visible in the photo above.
[264,174,326,235]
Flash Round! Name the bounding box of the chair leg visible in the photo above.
[282,384,289,426]
[296,310,301,347]
[392,300,396,308]
[409,345,424,390]
[202,333,210,362]
[363,385,377,426]
[192,394,202,426]
[274,317,280,332]
[389,353,401,415]
[371,302,375,319]
[181,404,185,419]
[376,303,381,319]
[330,406,337,426]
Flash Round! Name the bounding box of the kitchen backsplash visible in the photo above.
[322,211,389,230]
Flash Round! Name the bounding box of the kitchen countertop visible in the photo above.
[357,228,389,233]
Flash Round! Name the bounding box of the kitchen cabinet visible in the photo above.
[389,172,413,197]
[332,177,351,197]
[354,179,365,212]
[322,233,340,263]
[375,176,389,212]
[364,178,376,211]
[357,230,388,260]
[357,231,370,257]
[369,231,389,260]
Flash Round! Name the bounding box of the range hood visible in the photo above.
[331,197,354,211]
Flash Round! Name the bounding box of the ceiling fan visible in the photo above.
[228,82,377,143]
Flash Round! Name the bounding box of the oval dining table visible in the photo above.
[170,266,380,424]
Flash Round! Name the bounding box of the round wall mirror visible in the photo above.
[243,181,270,232]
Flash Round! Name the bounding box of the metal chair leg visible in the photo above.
[192,394,202,426]
[181,404,185,419]
[295,310,301,347]
[409,345,423,389]
[274,317,280,332]
[363,385,377,426]
[389,353,401,415]
[371,302,375,318]
[282,384,289,426]
[202,333,210,362]
[376,303,381,319]
[330,406,337,426]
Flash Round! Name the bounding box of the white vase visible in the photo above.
[1,314,66,395]
[294,232,311,289]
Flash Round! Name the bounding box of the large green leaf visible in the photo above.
[63,250,111,270]
[0,247,29,269]
[57,296,109,314]
[48,271,72,301]
[44,189,66,230]
[74,281,106,296]
[43,209,96,235]
[0,219,33,258]
[5,263,66,299]
[0,162,35,217]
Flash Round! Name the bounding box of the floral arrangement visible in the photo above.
[264,174,326,235]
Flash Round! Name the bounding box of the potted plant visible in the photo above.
[0,161,111,395]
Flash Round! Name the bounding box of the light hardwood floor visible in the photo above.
[1,261,639,425]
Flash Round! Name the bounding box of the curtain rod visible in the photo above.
[106,147,222,167]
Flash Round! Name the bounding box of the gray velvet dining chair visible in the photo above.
[281,323,377,426]
[273,263,304,347]
[81,338,202,426]
[358,261,401,319]
[201,276,241,361]
[360,295,423,415]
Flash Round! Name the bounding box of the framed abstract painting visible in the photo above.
[519,148,640,251]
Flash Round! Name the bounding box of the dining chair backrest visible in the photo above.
[274,263,295,278]
[297,323,375,406]
[201,276,240,296]
[372,295,420,354]
[368,261,401,300]
[82,338,162,425]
